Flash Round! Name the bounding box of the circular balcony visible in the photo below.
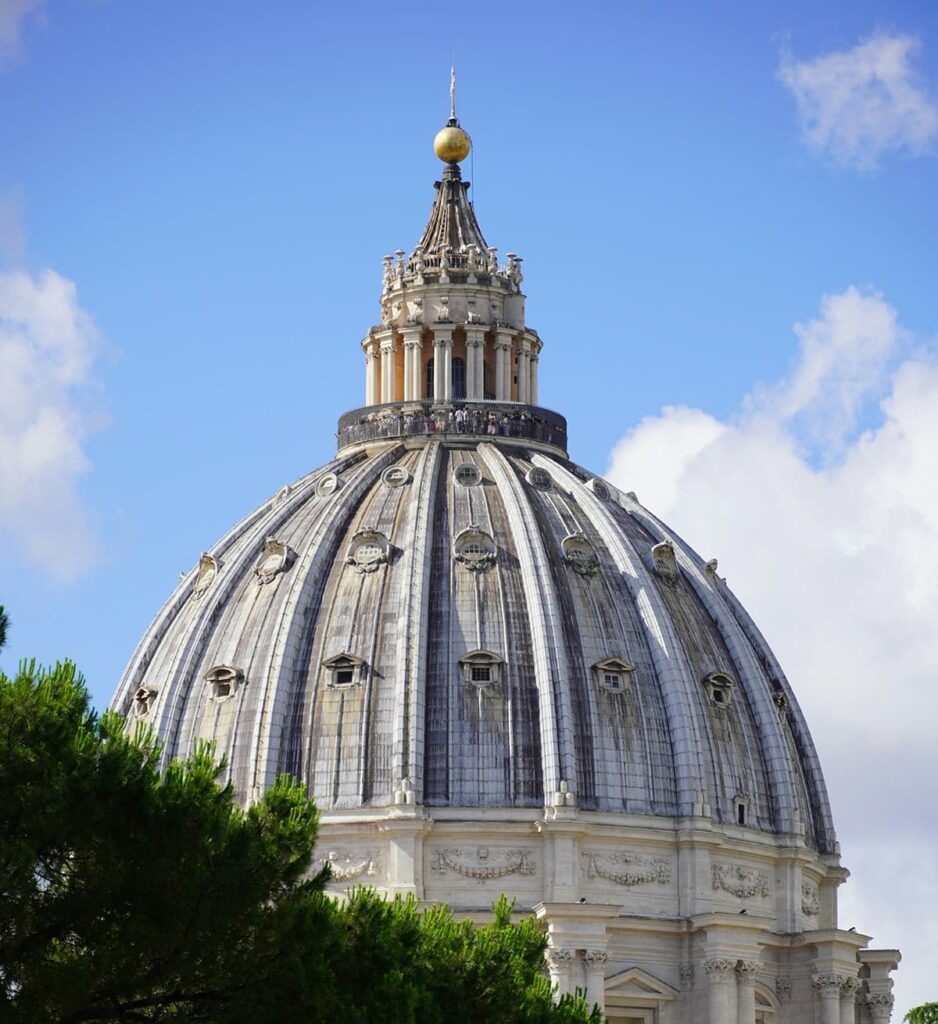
[336,400,568,456]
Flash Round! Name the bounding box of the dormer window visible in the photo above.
[526,466,552,490]
[346,530,391,573]
[734,793,751,826]
[323,653,365,689]
[704,671,735,709]
[453,526,497,571]
[459,650,503,689]
[133,686,157,716]
[592,657,635,694]
[205,665,243,701]
[453,462,481,487]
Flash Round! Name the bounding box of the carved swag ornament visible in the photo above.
[711,862,770,898]
[431,847,535,881]
[581,850,671,887]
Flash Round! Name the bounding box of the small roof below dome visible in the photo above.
[414,162,488,257]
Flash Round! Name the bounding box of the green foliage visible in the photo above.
[0,604,8,650]
[0,662,599,1024]
[906,1005,938,1024]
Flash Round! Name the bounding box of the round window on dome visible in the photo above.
[587,478,610,500]
[454,463,482,487]
[381,465,409,487]
[526,466,552,490]
[316,473,339,497]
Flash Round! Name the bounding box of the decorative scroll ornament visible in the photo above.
[431,847,535,880]
[254,537,294,585]
[346,529,391,574]
[581,850,671,887]
[192,552,218,597]
[801,879,820,916]
[679,964,695,989]
[314,849,381,882]
[775,977,791,999]
[711,862,770,898]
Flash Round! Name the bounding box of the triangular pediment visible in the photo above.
[604,967,679,1000]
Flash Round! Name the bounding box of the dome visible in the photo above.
[112,99,900,1020]
[113,436,833,849]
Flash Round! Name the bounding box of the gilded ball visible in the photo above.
[433,125,471,163]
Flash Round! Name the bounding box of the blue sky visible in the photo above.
[2,1,937,1014]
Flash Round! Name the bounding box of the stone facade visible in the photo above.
[111,107,899,1021]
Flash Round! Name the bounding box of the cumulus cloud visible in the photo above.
[607,286,938,1015]
[0,269,106,579]
[0,0,46,69]
[779,31,938,169]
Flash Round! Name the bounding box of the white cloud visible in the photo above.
[607,287,938,1016]
[779,31,938,169]
[0,0,46,69]
[0,269,106,580]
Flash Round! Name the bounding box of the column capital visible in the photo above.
[583,949,608,969]
[703,958,737,983]
[432,326,453,343]
[812,973,845,995]
[841,977,859,996]
[737,960,759,984]
[400,325,423,343]
[380,336,396,354]
[465,326,486,347]
[544,947,575,971]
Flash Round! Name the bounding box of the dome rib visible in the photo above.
[535,453,709,818]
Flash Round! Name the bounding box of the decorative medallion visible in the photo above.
[191,552,218,598]
[431,847,535,880]
[254,536,295,585]
[453,526,496,571]
[650,539,679,582]
[801,879,820,916]
[562,533,600,576]
[274,484,291,506]
[581,850,671,886]
[346,529,391,573]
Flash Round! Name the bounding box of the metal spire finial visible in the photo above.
[450,64,456,121]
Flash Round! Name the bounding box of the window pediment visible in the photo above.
[459,649,503,689]
[592,657,635,694]
[323,653,366,689]
[205,665,243,701]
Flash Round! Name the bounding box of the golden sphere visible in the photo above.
[433,125,471,163]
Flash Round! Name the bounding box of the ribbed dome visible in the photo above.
[112,435,835,853]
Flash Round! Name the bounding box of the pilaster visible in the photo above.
[583,949,608,1013]
[736,960,758,1024]
[544,947,575,998]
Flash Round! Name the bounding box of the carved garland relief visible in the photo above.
[314,849,382,883]
[581,850,671,886]
[430,847,535,881]
[711,862,770,898]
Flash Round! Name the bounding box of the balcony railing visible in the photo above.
[336,399,568,454]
